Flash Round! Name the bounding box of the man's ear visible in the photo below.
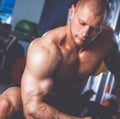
[70,4,75,19]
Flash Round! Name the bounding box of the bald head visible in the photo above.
[75,0,109,21]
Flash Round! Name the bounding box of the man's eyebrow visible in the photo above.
[78,18,102,29]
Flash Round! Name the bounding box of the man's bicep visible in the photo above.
[26,39,61,79]
[22,67,53,102]
[21,41,60,101]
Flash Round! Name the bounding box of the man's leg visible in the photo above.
[0,87,23,119]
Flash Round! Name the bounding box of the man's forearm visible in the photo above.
[115,76,120,103]
[24,101,84,119]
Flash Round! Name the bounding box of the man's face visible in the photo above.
[70,5,105,46]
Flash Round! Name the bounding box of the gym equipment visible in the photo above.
[0,36,24,84]
[79,100,120,119]
[82,69,118,118]
[15,20,41,42]
[0,26,34,84]
[45,89,120,118]
[0,21,11,37]
[11,57,26,84]
[15,20,34,37]
[77,91,120,119]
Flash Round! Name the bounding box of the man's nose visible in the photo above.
[81,25,90,37]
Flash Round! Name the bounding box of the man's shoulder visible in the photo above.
[99,25,114,40]
[36,26,67,47]
[102,25,114,34]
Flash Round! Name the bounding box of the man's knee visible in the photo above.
[2,87,22,112]
[0,96,11,109]
[0,87,23,119]
[0,96,14,114]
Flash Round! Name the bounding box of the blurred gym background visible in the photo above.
[0,0,120,114]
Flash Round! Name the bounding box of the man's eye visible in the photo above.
[78,20,86,26]
[80,22,86,26]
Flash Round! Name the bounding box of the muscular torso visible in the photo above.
[40,27,114,115]
[53,47,103,96]
[45,26,112,97]
[22,26,116,116]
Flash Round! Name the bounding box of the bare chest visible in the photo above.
[53,48,103,96]
[55,49,102,81]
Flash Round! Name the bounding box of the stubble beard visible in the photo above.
[69,23,88,48]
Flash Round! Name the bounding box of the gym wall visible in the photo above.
[39,0,77,35]
[11,0,45,30]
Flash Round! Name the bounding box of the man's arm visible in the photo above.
[104,32,120,107]
[21,38,88,119]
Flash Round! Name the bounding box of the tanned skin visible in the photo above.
[0,87,23,119]
[21,0,120,119]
